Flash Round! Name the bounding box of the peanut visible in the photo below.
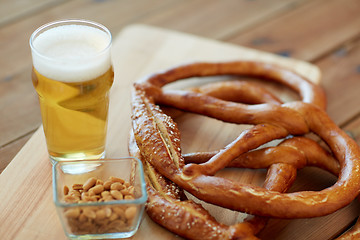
[109,212,118,221]
[125,206,137,220]
[124,195,134,200]
[63,185,69,195]
[78,213,87,223]
[120,188,130,196]
[69,190,81,198]
[104,195,115,202]
[89,184,104,195]
[72,184,83,191]
[95,209,107,220]
[83,208,96,219]
[110,182,124,191]
[64,208,80,218]
[64,195,79,203]
[96,179,104,185]
[109,176,125,184]
[113,207,126,219]
[110,190,123,200]
[103,181,112,190]
[104,207,112,218]
[62,176,139,235]
[101,191,110,198]
[83,177,97,191]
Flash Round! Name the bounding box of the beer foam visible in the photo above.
[31,24,111,82]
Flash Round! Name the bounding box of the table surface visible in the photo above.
[1,0,360,239]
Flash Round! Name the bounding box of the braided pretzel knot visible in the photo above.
[129,61,360,239]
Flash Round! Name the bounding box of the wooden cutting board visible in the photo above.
[1,24,359,240]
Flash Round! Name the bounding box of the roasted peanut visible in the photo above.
[104,207,112,218]
[64,195,79,203]
[83,177,97,191]
[83,195,97,202]
[125,206,137,220]
[64,208,80,218]
[83,208,96,219]
[103,195,115,202]
[109,176,125,184]
[103,181,112,190]
[110,182,124,191]
[89,184,104,195]
[109,212,118,221]
[72,184,83,191]
[95,209,107,220]
[69,190,81,198]
[110,190,123,200]
[107,219,126,230]
[124,195,134,200]
[78,213,87,223]
[81,191,89,199]
[101,191,111,198]
[63,185,69,195]
[113,207,126,219]
[120,188,130,196]
[96,179,104,185]
[63,176,139,234]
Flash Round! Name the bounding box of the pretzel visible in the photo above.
[130,132,341,239]
[129,61,360,238]
[129,78,293,239]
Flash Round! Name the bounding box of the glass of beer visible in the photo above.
[30,19,114,162]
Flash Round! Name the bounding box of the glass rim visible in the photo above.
[29,19,112,61]
[52,157,148,208]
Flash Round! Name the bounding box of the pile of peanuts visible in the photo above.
[63,176,139,234]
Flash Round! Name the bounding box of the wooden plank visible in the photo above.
[0,67,41,146]
[136,0,310,40]
[0,134,32,173]
[0,0,67,26]
[316,38,360,125]
[1,24,357,240]
[227,0,360,62]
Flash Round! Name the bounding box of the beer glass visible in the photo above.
[30,19,114,162]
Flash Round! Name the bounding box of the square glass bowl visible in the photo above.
[52,157,147,239]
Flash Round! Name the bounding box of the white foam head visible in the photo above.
[31,22,111,82]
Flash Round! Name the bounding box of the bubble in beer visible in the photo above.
[31,24,111,83]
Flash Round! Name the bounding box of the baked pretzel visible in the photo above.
[129,78,295,239]
[129,61,360,238]
[130,132,341,239]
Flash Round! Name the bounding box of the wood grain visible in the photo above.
[228,0,360,61]
[316,40,360,125]
[1,24,358,240]
[136,0,311,40]
[0,132,32,173]
[0,0,66,26]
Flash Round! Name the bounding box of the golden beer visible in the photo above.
[30,20,113,161]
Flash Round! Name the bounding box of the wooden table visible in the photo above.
[1,0,360,239]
